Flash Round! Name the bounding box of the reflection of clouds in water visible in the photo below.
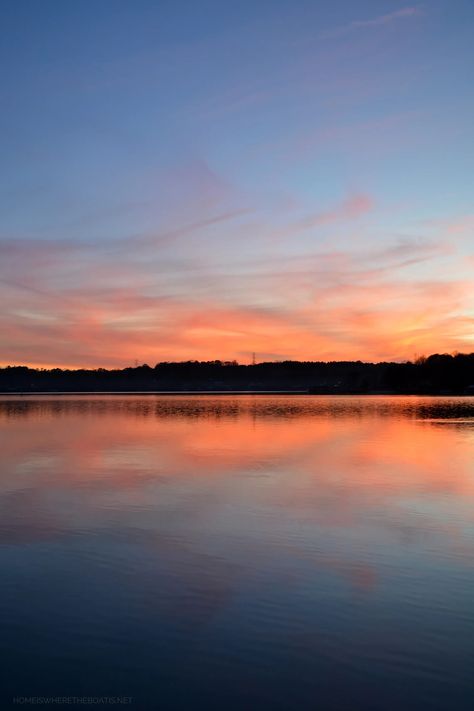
[0,488,69,545]
[1,396,474,592]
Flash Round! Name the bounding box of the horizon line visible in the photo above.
[2,351,472,372]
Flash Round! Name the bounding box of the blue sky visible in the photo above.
[1,0,473,366]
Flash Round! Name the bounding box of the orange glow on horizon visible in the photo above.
[2,292,474,370]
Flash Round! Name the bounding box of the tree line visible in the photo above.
[1,353,474,393]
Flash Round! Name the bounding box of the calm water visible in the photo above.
[1,395,474,710]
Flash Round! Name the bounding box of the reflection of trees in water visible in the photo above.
[1,395,474,424]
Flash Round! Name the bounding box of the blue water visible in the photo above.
[0,395,473,710]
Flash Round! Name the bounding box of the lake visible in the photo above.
[1,395,473,710]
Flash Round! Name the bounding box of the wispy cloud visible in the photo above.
[321,7,421,40]
[298,193,374,229]
[0,213,471,368]
[1,174,473,368]
[272,193,374,241]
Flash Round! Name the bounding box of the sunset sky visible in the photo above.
[1,0,473,368]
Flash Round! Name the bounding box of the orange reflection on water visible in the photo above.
[1,395,474,596]
[1,396,474,490]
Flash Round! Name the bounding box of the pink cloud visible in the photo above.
[273,192,374,240]
[1,196,473,368]
[302,193,374,228]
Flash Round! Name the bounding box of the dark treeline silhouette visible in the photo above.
[1,353,474,394]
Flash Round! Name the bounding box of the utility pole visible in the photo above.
[252,352,256,366]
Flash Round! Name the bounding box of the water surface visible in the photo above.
[1,395,474,710]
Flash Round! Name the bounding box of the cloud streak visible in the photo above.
[0,216,472,368]
[1,174,473,369]
[321,7,421,39]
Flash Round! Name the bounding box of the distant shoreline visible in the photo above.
[2,355,474,396]
[0,390,307,396]
[0,390,313,396]
[1,390,473,397]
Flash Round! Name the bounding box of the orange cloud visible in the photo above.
[1,199,473,368]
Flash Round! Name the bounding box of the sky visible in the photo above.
[1,0,473,368]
